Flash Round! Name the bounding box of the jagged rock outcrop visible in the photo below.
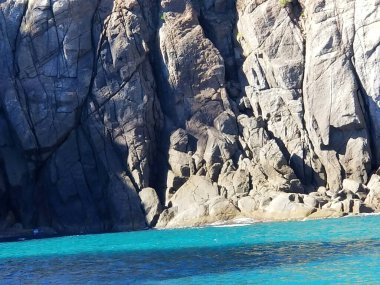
[1,0,380,234]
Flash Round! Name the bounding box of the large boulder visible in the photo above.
[139,188,163,227]
[208,197,240,220]
[365,174,380,211]
[261,193,316,221]
[168,175,218,212]
[342,179,368,195]
[157,175,218,228]
[238,196,259,215]
[157,176,243,228]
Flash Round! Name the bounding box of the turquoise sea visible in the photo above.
[1,215,380,284]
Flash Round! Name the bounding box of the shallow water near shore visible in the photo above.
[1,215,380,284]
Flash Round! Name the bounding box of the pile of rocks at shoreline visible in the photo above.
[137,172,380,229]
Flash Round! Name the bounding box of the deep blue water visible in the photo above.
[1,215,380,284]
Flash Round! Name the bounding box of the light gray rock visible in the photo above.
[238,196,259,215]
[168,175,219,213]
[208,197,240,220]
[237,0,373,193]
[165,205,208,229]
[330,202,344,213]
[246,87,325,186]
[303,196,318,209]
[303,0,371,190]
[317,187,327,195]
[155,208,177,228]
[139,188,163,227]
[342,179,367,194]
[308,209,344,220]
[218,165,251,198]
[352,200,373,214]
[236,0,325,188]
[365,174,380,211]
[262,193,316,220]
[157,0,241,205]
[158,176,242,228]
[353,0,380,163]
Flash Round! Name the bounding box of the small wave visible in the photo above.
[344,212,380,218]
[209,218,257,228]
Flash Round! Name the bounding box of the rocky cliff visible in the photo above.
[0,0,380,233]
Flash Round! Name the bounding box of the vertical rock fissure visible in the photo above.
[350,57,377,171]
[297,3,327,188]
[143,0,168,203]
[350,0,377,172]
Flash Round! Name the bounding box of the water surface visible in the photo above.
[1,215,379,284]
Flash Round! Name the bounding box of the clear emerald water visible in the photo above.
[1,215,380,284]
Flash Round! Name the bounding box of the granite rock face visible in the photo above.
[0,0,380,233]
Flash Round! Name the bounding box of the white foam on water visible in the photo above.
[208,218,257,228]
[344,212,380,218]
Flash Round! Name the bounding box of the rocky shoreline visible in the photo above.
[3,166,380,241]
[147,172,380,229]
[2,210,378,243]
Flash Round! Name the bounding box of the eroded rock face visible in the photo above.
[302,0,371,190]
[1,0,380,233]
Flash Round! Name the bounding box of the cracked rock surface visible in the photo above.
[0,0,380,234]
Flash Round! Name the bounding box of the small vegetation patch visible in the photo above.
[160,12,167,22]
[278,0,292,8]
